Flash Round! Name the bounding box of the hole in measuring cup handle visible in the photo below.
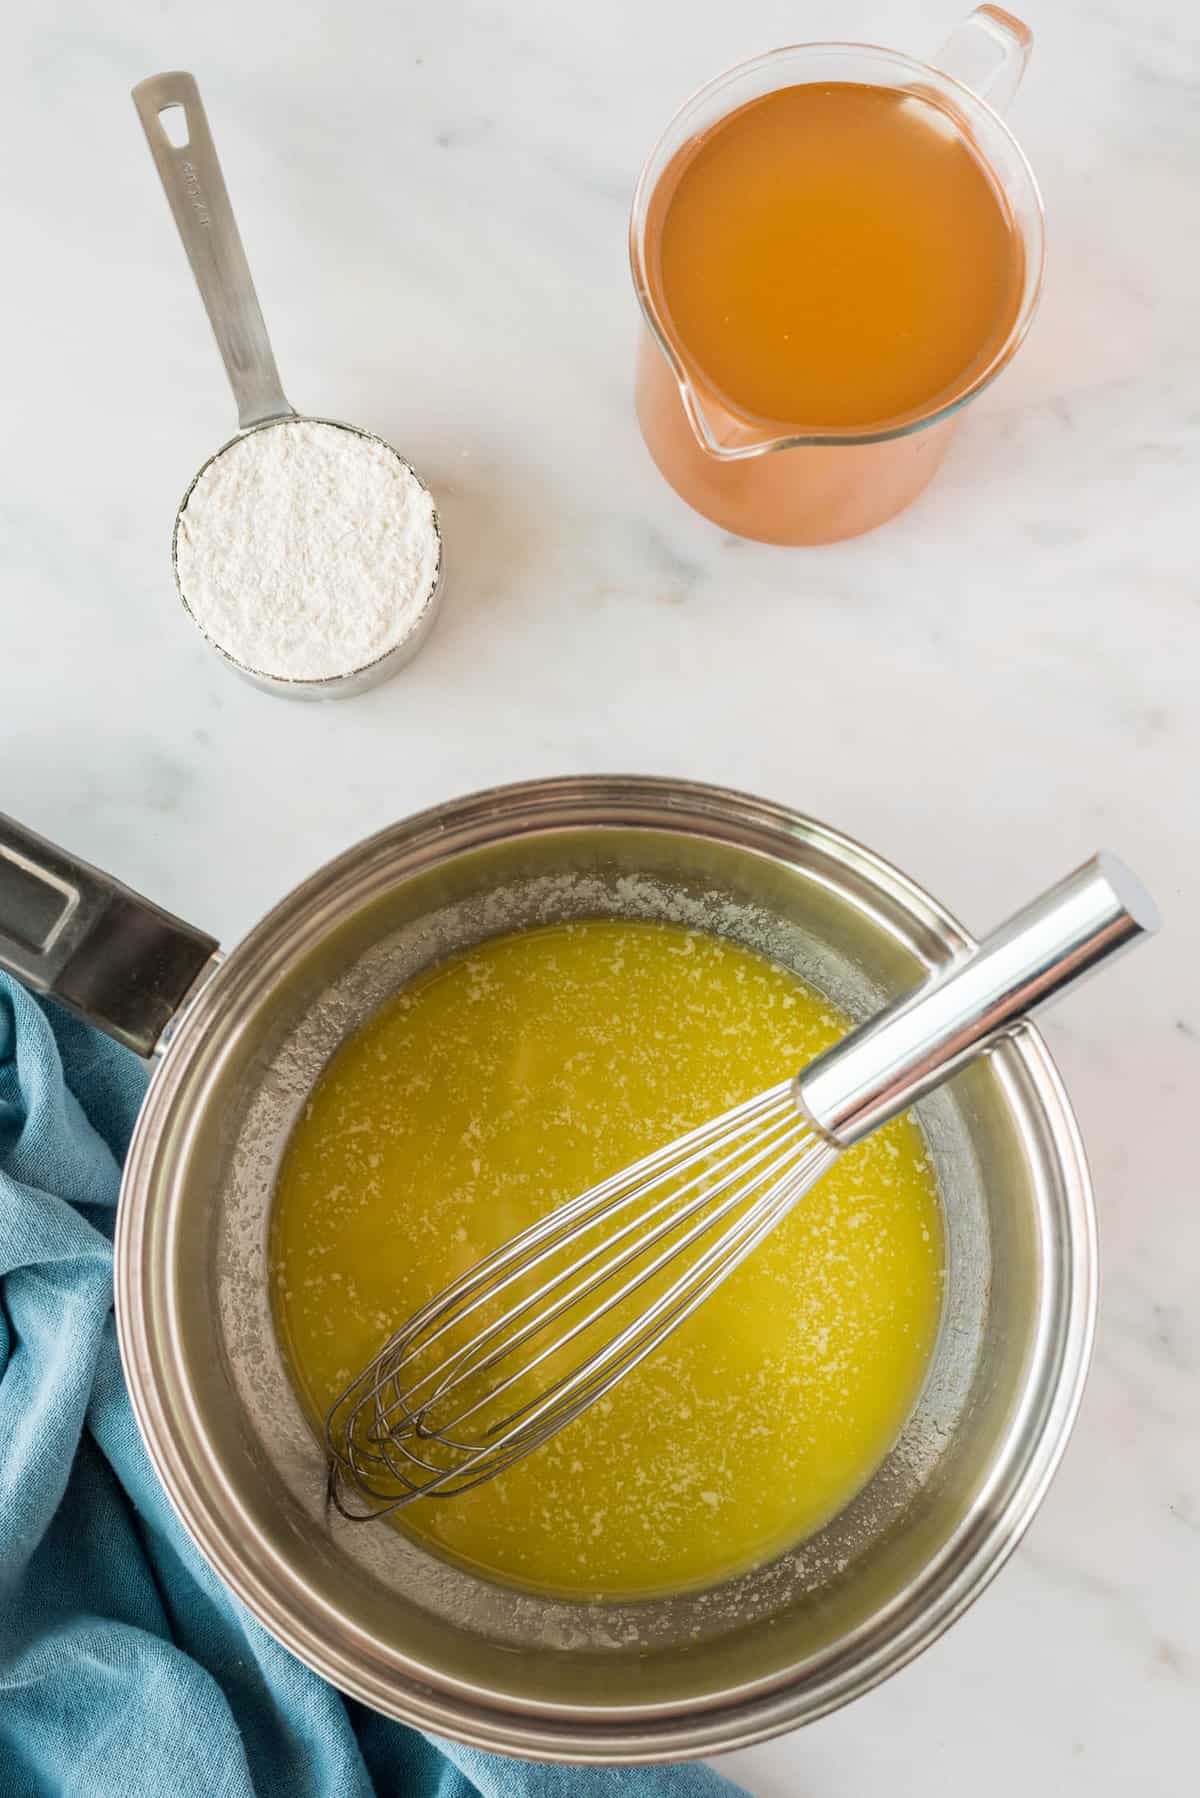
[157,102,189,148]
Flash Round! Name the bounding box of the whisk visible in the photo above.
[326,853,1157,1519]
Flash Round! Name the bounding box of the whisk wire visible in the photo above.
[376,1081,798,1396]
[431,1128,838,1467]
[326,1085,836,1516]
[332,1126,837,1511]
[400,1098,811,1433]
[329,1082,796,1448]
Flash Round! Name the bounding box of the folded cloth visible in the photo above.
[0,975,745,1798]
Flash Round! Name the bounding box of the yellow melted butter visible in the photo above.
[271,920,944,1598]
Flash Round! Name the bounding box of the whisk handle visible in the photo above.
[795,853,1158,1148]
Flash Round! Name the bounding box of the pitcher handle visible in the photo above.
[935,6,1033,113]
[0,812,219,1059]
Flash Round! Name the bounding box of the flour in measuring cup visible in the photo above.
[174,419,441,682]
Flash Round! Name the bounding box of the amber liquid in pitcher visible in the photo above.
[650,81,1024,432]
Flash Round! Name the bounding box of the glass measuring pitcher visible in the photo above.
[630,7,1045,545]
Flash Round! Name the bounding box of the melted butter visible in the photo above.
[271,920,943,1598]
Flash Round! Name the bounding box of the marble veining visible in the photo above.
[6,2,1198,1791]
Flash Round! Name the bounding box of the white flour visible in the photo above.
[174,419,441,681]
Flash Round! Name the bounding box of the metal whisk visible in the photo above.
[326,853,1157,1519]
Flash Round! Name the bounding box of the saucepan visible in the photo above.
[0,778,1095,1762]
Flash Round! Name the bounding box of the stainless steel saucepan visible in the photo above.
[0,778,1098,1762]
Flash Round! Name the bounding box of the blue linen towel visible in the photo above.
[0,974,745,1798]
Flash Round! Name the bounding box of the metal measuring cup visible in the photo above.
[133,72,444,699]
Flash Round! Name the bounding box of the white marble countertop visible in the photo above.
[7,1,1196,1790]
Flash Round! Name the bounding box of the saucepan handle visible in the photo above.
[0,812,219,1059]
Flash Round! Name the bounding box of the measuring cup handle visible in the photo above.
[133,71,293,431]
[0,813,219,1059]
[935,6,1033,113]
